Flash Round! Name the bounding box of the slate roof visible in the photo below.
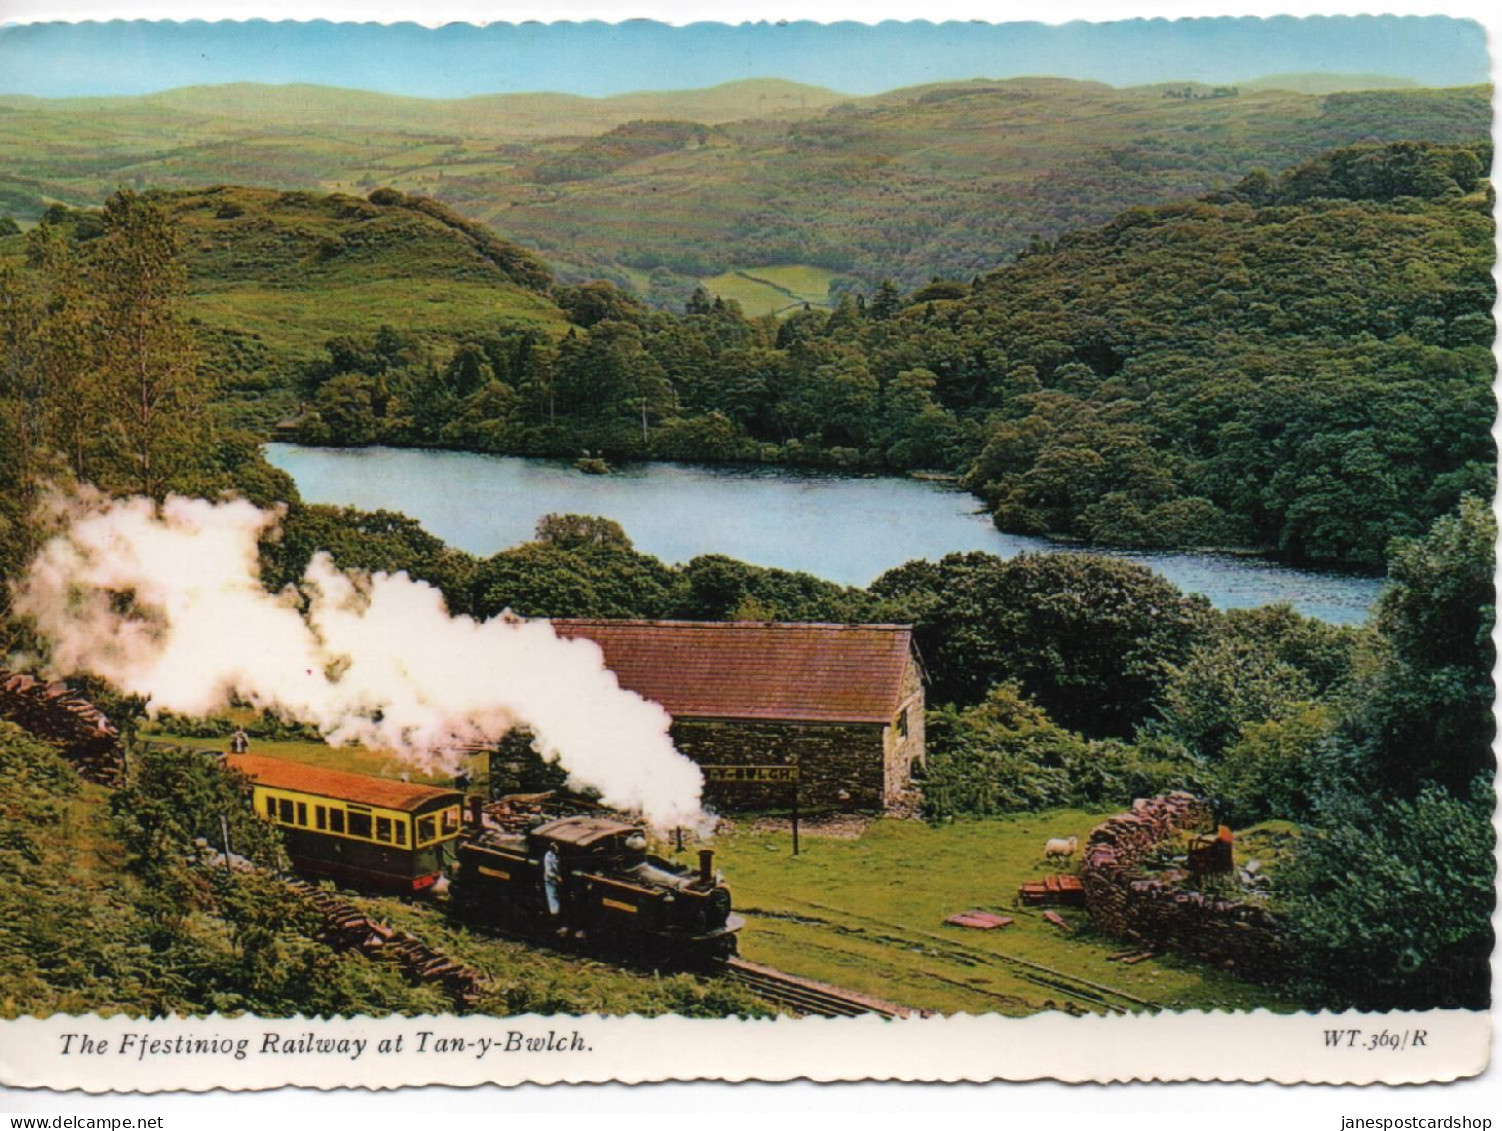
[550,620,916,725]
[226,754,464,813]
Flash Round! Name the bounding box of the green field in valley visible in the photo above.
[701,264,840,316]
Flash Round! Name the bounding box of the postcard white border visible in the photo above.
[0,1009,1491,1091]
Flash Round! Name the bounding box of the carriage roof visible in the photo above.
[226,754,463,813]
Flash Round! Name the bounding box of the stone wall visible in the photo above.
[1080,793,1293,983]
[671,718,887,811]
[882,653,926,807]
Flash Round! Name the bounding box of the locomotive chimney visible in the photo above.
[698,848,714,885]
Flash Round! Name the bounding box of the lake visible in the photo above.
[265,444,1384,625]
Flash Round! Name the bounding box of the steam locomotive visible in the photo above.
[451,814,743,964]
[228,753,742,964]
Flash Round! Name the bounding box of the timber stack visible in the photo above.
[0,668,125,786]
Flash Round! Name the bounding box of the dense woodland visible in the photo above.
[0,130,1494,1014]
[4,140,1490,568]
[283,141,1493,569]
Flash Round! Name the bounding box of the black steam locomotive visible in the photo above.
[450,814,743,964]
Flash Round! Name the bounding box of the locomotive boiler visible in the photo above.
[450,814,743,964]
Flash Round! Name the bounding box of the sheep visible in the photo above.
[1043,835,1078,862]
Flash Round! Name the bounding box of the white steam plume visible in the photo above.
[13,492,705,829]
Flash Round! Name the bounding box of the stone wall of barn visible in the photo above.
[1080,793,1293,983]
[670,718,888,811]
[882,653,926,806]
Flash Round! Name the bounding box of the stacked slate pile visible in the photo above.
[0,668,125,786]
[285,877,486,1009]
[1080,793,1293,983]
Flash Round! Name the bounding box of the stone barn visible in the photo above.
[550,620,925,812]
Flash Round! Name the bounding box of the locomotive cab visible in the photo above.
[453,813,742,963]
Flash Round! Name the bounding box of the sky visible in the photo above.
[0,13,1490,99]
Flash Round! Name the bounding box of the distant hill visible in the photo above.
[0,76,1489,295]
[488,78,1491,290]
[0,77,842,142]
[1243,73,1421,94]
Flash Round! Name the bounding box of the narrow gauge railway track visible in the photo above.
[713,956,914,1019]
[408,898,917,1019]
[738,899,1160,1017]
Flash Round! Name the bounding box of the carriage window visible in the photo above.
[417,817,435,845]
[278,799,294,824]
[265,796,276,819]
[328,809,345,834]
[296,802,307,827]
[441,807,460,836]
[394,821,406,846]
[375,816,392,843]
[315,805,326,830]
[347,812,372,839]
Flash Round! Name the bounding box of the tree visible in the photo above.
[468,541,676,621]
[1338,496,1496,796]
[1280,784,1494,1009]
[558,281,648,328]
[88,190,206,498]
[685,286,714,316]
[261,504,476,612]
[309,373,383,446]
[533,513,633,552]
[671,554,871,623]
[873,551,1212,735]
[1155,635,1316,762]
[868,278,902,321]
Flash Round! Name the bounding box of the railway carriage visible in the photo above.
[227,754,465,894]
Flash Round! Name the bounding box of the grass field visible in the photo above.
[136,731,486,790]
[702,264,839,316]
[704,812,1302,1016]
[189,278,566,364]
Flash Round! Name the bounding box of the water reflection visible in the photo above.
[265,444,1383,624]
